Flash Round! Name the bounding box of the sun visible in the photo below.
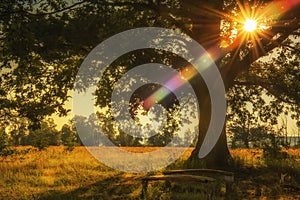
[243,18,257,32]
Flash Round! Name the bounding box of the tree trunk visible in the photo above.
[184,0,231,169]
[189,120,231,169]
[187,71,231,169]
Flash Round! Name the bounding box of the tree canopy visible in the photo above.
[0,0,299,166]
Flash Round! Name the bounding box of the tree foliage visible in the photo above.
[0,0,299,166]
[22,118,60,150]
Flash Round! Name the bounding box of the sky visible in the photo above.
[52,88,299,137]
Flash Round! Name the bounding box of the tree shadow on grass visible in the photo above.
[35,173,143,200]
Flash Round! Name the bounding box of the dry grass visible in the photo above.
[0,147,300,199]
[230,149,263,167]
[284,149,300,162]
[0,146,126,199]
[230,148,300,166]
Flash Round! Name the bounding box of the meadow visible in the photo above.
[1,146,300,199]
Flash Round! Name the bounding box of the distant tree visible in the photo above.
[0,131,11,155]
[75,114,113,146]
[26,119,60,150]
[229,123,274,148]
[8,118,28,146]
[60,122,79,151]
[0,119,16,156]
[228,110,255,148]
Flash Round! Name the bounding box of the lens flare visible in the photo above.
[143,66,196,110]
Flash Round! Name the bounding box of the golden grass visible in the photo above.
[0,146,122,199]
[284,148,300,157]
[230,148,263,166]
[230,148,300,166]
[0,147,299,199]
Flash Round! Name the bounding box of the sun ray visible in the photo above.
[219,0,300,64]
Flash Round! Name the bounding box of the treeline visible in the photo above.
[228,124,300,149]
[1,114,299,155]
[0,113,195,154]
[0,115,117,152]
[0,118,80,152]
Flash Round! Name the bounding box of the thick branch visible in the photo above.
[0,0,153,18]
[234,79,297,105]
[0,1,87,18]
[28,1,87,16]
[91,0,155,11]
[280,43,300,54]
[222,17,300,90]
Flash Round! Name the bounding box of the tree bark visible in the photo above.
[184,0,231,169]
[187,70,231,169]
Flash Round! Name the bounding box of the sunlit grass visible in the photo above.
[0,146,120,199]
[230,148,263,167]
[0,147,300,199]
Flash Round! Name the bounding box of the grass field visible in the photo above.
[1,146,300,199]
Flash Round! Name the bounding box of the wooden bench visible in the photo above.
[141,169,234,199]
[164,169,234,193]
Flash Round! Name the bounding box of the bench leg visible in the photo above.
[208,182,216,200]
[225,181,234,200]
[165,180,171,189]
[141,180,148,199]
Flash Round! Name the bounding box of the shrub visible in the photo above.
[0,131,14,156]
[262,134,289,164]
[261,134,300,183]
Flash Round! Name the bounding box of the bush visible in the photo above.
[0,131,14,156]
[262,134,289,163]
[261,134,300,183]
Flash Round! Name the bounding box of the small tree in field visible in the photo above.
[26,119,60,150]
[61,123,78,151]
[0,124,14,156]
[0,131,10,155]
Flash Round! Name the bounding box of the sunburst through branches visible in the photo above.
[194,0,300,64]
